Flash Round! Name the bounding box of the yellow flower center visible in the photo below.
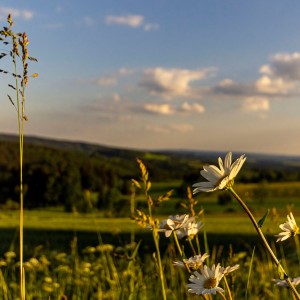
[291,225,300,236]
[203,278,217,289]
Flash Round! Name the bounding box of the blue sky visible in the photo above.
[1,1,300,155]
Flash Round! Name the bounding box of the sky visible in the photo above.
[1,1,300,156]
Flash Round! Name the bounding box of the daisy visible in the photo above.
[221,264,240,275]
[187,264,225,295]
[273,276,300,287]
[158,214,194,238]
[193,152,246,193]
[176,220,203,239]
[275,212,299,242]
[173,253,209,270]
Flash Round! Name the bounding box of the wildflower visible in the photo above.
[275,212,299,242]
[158,214,194,238]
[221,264,240,275]
[173,253,209,270]
[193,152,246,193]
[176,220,203,239]
[187,264,225,295]
[273,276,300,287]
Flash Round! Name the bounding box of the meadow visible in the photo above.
[0,180,298,299]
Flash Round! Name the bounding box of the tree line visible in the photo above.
[1,140,300,213]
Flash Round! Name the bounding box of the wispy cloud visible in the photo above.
[105,14,144,28]
[0,7,34,21]
[146,123,194,133]
[143,102,205,115]
[97,75,117,86]
[211,52,300,100]
[140,67,216,99]
[144,23,159,31]
[144,103,175,115]
[105,14,159,31]
[241,97,269,112]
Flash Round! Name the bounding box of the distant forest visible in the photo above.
[1,134,300,213]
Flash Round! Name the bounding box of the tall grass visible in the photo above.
[0,14,38,299]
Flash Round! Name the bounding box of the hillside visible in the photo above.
[1,133,300,212]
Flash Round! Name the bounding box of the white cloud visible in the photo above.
[255,75,294,95]
[118,67,136,76]
[144,23,159,31]
[144,103,175,115]
[140,67,215,99]
[0,7,34,21]
[213,78,253,96]
[146,123,194,133]
[105,14,144,28]
[181,102,205,113]
[97,76,117,86]
[263,52,300,81]
[241,97,269,112]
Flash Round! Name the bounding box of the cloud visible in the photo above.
[241,97,269,112]
[144,103,175,115]
[144,23,159,31]
[180,102,205,113]
[261,52,300,81]
[140,67,216,99]
[255,75,294,95]
[146,123,194,134]
[105,14,144,28]
[0,7,34,21]
[97,76,117,86]
[118,67,136,76]
[143,101,205,115]
[213,79,254,96]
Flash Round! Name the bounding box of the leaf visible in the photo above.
[28,56,38,62]
[8,84,16,90]
[7,94,15,106]
[258,209,270,228]
[131,179,141,189]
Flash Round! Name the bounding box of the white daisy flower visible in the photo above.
[221,264,240,275]
[187,264,225,295]
[173,253,209,270]
[275,212,299,242]
[158,214,194,238]
[176,220,203,239]
[193,152,246,193]
[273,276,300,287]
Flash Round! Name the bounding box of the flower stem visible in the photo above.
[229,187,300,300]
[188,238,197,256]
[153,228,167,300]
[223,276,233,300]
[217,291,228,300]
[173,231,183,257]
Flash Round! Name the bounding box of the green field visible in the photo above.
[0,207,296,235]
